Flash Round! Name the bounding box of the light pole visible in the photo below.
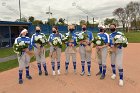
[46,6,52,34]
[19,0,21,21]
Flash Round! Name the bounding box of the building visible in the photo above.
[0,21,32,47]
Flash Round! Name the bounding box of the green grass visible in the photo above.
[124,32,140,43]
[0,44,66,72]
[0,48,15,58]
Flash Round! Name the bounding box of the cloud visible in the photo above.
[0,0,140,23]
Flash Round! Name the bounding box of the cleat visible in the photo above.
[100,74,105,80]
[87,72,91,76]
[111,74,116,80]
[57,70,60,75]
[80,71,85,76]
[96,72,102,76]
[45,71,48,76]
[19,79,23,84]
[26,75,32,80]
[39,71,42,76]
[119,80,124,86]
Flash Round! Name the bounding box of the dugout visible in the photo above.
[0,21,32,48]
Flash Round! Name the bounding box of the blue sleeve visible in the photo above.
[29,38,33,51]
[31,35,37,48]
[109,35,114,46]
[89,32,93,41]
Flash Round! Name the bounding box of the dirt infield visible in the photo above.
[0,43,140,93]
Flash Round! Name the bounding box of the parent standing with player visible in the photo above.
[109,24,127,86]
[48,26,63,75]
[14,29,32,84]
[79,24,94,76]
[95,26,110,79]
[31,26,48,76]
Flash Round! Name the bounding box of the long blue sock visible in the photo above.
[51,62,55,71]
[57,62,60,70]
[37,63,41,72]
[99,64,102,73]
[25,66,29,76]
[73,62,76,70]
[111,64,116,74]
[102,65,106,75]
[81,61,85,72]
[119,69,123,80]
[65,62,69,70]
[19,70,23,80]
[43,63,47,72]
[87,61,91,73]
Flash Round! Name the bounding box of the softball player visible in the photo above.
[79,24,94,76]
[14,29,32,84]
[31,26,48,76]
[65,25,77,74]
[48,26,62,75]
[109,24,124,86]
[96,26,109,79]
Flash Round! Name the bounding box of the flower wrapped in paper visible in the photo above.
[76,32,92,52]
[13,41,29,55]
[34,34,48,47]
[113,34,128,48]
[92,36,104,46]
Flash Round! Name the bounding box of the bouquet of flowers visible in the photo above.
[62,32,73,43]
[13,41,29,55]
[113,34,128,48]
[92,36,104,46]
[52,37,62,48]
[34,34,48,46]
[76,32,88,43]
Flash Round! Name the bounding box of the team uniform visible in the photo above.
[96,32,109,78]
[65,31,77,73]
[48,33,62,75]
[31,32,48,76]
[79,31,94,76]
[14,36,32,84]
[109,31,124,86]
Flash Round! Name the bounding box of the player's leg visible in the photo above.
[40,47,48,76]
[25,53,32,79]
[65,52,70,73]
[96,48,102,76]
[79,46,86,76]
[72,53,76,73]
[86,50,92,76]
[116,49,124,86]
[100,47,108,79]
[56,48,61,75]
[34,48,42,75]
[110,52,116,79]
[50,46,56,75]
[18,54,25,84]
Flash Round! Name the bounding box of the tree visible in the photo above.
[113,8,126,31]
[79,20,86,26]
[28,16,35,22]
[47,18,57,26]
[32,20,43,25]
[104,18,119,26]
[16,17,27,22]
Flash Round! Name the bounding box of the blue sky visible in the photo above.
[0,0,139,24]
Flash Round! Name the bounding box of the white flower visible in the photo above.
[38,35,43,38]
[19,41,25,46]
[40,38,45,43]
[96,40,101,45]
[114,35,121,39]
[35,36,39,41]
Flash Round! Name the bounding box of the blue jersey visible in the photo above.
[97,32,110,44]
[65,32,77,47]
[81,31,94,41]
[14,36,32,50]
[109,31,124,49]
[48,33,63,42]
[31,32,46,48]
